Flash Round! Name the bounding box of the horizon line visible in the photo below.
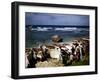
[26,25,89,27]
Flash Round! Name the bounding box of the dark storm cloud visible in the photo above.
[25,12,89,26]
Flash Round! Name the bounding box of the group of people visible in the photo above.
[25,45,51,68]
[25,39,89,68]
[62,39,89,65]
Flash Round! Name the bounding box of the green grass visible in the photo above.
[71,54,89,66]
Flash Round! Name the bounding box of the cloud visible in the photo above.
[25,12,89,26]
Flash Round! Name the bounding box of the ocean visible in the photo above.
[25,25,89,48]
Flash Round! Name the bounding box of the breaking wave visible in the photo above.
[55,27,77,31]
[31,27,52,31]
[29,27,88,32]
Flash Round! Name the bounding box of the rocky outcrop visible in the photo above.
[51,35,63,43]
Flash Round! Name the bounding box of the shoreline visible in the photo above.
[25,37,89,68]
[26,37,89,49]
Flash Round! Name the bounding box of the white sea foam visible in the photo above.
[30,27,88,32]
[31,27,52,31]
[55,27,77,31]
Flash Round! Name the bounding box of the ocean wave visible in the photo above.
[31,27,52,31]
[55,27,77,31]
[30,27,88,32]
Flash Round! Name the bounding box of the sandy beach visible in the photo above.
[25,37,89,68]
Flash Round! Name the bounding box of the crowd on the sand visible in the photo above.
[25,38,89,68]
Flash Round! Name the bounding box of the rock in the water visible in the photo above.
[51,35,63,43]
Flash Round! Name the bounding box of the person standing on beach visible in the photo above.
[27,49,37,68]
[75,45,80,61]
[79,43,84,60]
[61,49,68,66]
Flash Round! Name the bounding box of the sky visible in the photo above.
[25,12,89,26]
